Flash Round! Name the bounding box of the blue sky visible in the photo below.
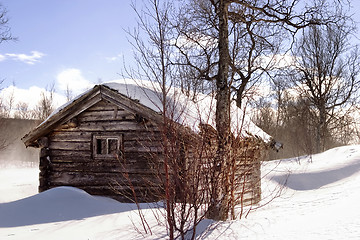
[0,0,139,98]
[1,0,360,109]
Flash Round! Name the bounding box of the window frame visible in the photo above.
[92,134,123,159]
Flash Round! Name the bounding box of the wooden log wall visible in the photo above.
[232,137,266,206]
[198,124,266,206]
[38,99,265,205]
[39,100,164,202]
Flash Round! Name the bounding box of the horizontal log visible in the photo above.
[40,148,50,158]
[49,141,91,151]
[78,109,136,122]
[49,131,92,142]
[49,161,160,173]
[47,171,162,187]
[49,130,162,144]
[49,149,92,159]
[75,121,157,132]
[49,151,161,163]
[86,100,125,111]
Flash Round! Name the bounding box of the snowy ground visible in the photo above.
[1,145,360,239]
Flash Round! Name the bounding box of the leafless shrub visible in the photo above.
[33,84,55,121]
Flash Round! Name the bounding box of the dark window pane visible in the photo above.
[97,139,106,154]
[96,139,102,154]
[108,139,118,154]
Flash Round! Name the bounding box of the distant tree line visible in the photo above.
[253,17,360,159]
[0,84,55,121]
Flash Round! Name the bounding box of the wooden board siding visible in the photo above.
[231,138,265,206]
[39,99,164,202]
[198,124,264,206]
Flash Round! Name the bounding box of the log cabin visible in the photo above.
[22,80,273,203]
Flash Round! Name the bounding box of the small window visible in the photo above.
[93,135,123,158]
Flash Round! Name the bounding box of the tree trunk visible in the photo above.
[207,0,232,221]
[316,103,327,153]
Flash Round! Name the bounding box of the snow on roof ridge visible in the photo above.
[39,79,270,142]
[103,79,272,142]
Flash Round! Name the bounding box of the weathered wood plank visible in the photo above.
[86,100,125,111]
[49,161,157,173]
[49,131,91,142]
[49,151,160,163]
[74,121,157,132]
[78,109,136,122]
[50,130,154,142]
[47,171,161,186]
[49,149,92,159]
[49,141,91,151]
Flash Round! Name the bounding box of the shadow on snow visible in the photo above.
[272,160,360,191]
[0,186,152,228]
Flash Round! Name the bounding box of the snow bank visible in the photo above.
[0,187,131,228]
[268,145,360,190]
[1,145,360,239]
[212,145,360,240]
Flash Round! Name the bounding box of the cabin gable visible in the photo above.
[37,97,164,202]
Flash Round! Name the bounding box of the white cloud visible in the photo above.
[56,68,94,96]
[0,54,6,62]
[5,51,45,65]
[106,54,122,62]
[173,34,218,49]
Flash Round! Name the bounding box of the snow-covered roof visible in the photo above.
[103,79,271,142]
[23,79,272,146]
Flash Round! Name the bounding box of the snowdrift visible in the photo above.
[0,187,133,227]
[1,145,360,239]
[269,146,360,190]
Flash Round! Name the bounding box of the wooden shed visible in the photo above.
[23,80,271,203]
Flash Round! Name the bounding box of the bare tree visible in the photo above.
[65,84,74,101]
[172,0,349,220]
[14,101,32,119]
[0,3,16,153]
[0,3,16,44]
[127,1,176,237]
[33,84,55,121]
[0,84,15,118]
[124,1,212,239]
[0,3,16,117]
[290,19,360,153]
